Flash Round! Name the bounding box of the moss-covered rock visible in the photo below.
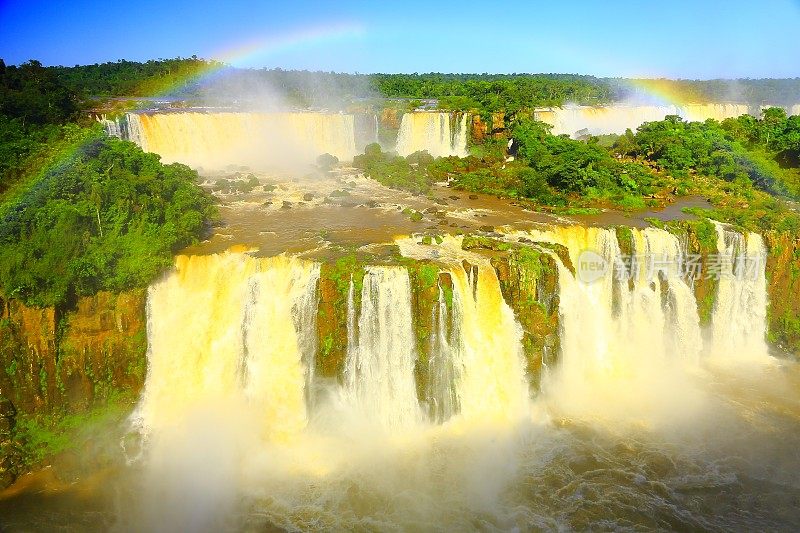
[0,290,147,487]
[667,218,720,326]
[316,254,365,379]
[765,231,800,356]
[459,235,563,391]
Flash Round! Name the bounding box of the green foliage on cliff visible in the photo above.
[50,56,217,98]
[614,111,800,200]
[353,143,436,193]
[0,60,83,195]
[13,390,135,468]
[0,128,217,307]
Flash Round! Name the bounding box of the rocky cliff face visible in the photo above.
[0,290,147,487]
[2,227,799,487]
[765,231,800,356]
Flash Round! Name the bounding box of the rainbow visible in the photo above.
[136,21,366,99]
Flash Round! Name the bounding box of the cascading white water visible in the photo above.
[98,114,122,138]
[520,223,772,422]
[396,236,530,422]
[119,111,357,170]
[135,252,320,439]
[526,226,707,422]
[343,266,422,430]
[641,228,703,363]
[426,281,461,423]
[534,103,754,137]
[447,263,530,422]
[107,224,782,530]
[709,223,770,360]
[395,112,468,157]
[125,112,148,151]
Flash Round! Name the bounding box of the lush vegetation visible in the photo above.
[0,59,216,308]
[352,118,665,211]
[613,109,800,199]
[9,57,798,116]
[0,131,216,307]
[0,60,82,194]
[50,56,216,98]
[351,108,800,233]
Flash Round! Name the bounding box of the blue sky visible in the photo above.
[1,0,799,78]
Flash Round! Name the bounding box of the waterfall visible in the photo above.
[447,264,529,421]
[120,111,357,170]
[395,236,530,422]
[642,229,703,363]
[426,282,461,423]
[343,266,422,430]
[98,114,122,138]
[534,103,754,137]
[125,112,147,152]
[709,223,770,360]
[135,253,320,439]
[395,112,468,158]
[529,226,703,378]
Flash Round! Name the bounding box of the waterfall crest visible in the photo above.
[115,111,357,170]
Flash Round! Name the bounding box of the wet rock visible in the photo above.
[281,201,292,209]
[303,193,314,201]
[469,194,479,200]
[449,195,460,200]
[479,225,495,232]
[434,198,448,205]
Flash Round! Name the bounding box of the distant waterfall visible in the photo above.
[395,112,468,157]
[343,267,422,430]
[97,115,122,137]
[534,104,755,137]
[113,111,357,171]
[709,223,770,360]
[135,253,320,439]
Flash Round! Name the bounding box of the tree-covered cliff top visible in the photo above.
[0,58,217,308]
[6,57,797,112]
